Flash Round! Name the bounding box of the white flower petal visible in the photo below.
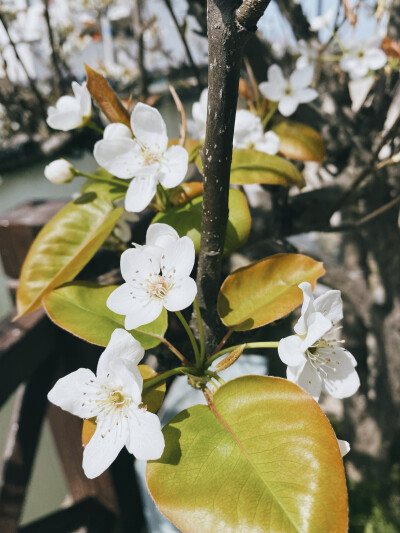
[47,111,82,131]
[259,81,283,102]
[103,122,133,140]
[130,103,168,152]
[125,175,158,213]
[338,439,350,457]
[93,138,142,179]
[82,418,128,478]
[48,368,96,418]
[107,283,136,316]
[294,282,315,335]
[293,361,322,401]
[365,48,387,70]
[314,289,343,325]
[164,276,197,312]
[278,96,299,117]
[126,409,164,460]
[297,88,318,103]
[162,236,195,279]
[254,131,280,155]
[79,84,91,118]
[322,347,360,399]
[158,145,188,188]
[55,95,80,113]
[97,328,145,377]
[146,223,179,248]
[278,335,305,366]
[267,64,287,88]
[120,248,159,284]
[125,299,164,330]
[107,359,143,403]
[300,312,333,351]
[290,66,314,90]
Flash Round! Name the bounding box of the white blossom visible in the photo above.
[233,110,280,155]
[44,159,74,184]
[107,224,196,330]
[48,329,164,478]
[93,103,188,213]
[47,81,91,131]
[278,282,360,401]
[340,36,387,80]
[338,439,350,457]
[259,65,318,117]
[309,8,334,32]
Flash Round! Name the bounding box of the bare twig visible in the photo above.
[162,0,203,87]
[43,0,64,96]
[236,0,272,29]
[169,85,187,146]
[132,0,148,98]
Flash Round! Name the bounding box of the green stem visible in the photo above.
[262,101,278,129]
[193,298,205,363]
[86,119,104,134]
[206,341,279,366]
[76,169,128,188]
[142,366,196,390]
[205,370,225,385]
[175,311,201,367]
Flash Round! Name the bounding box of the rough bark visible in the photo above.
[195,0,271,351]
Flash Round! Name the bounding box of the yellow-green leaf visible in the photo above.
[16,181,125,318]
[152,189,251,255]
[230,149,305,188]
[218,253,325,330]
[140,365,166,413]
[272,121,325,163]
[85,63,131,127]
[43,282,167,349]
[169,138,201,163]
[147,375,348,533]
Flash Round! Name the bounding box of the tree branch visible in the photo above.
[236,0,272,29]
[195,0,271,351]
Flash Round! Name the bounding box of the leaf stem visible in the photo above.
[86,119,104,134]
[262,101,278,129]
[206,341,279,366]
[193,298,205,363]
[76,169,128,188]
[175,311,201,367]
[132,329,192,366]
[142,366,196,390]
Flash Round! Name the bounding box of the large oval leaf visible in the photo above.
[218,253,325,330]
[43,282,167,349]
[16,181,126,317]
[152,188,251,255]
[229,149,305,188]
[272,121,325,163]
[147,375,348,533]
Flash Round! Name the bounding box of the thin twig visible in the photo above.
[211,327,235,356]
[43,0,64,95]
[162,0,203,87]
[169,85,187,146]
[132,0,148,98]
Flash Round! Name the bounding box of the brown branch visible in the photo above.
[132,0,148,98]
[236,0,272,29]
[195,0,271,351]
[43,0,64,96]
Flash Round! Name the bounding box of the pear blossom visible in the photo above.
[309,8,334,31]
[47,81,91,131]
[233,110,280,155]
[338,439,350,457]
[278,282,360,402]
[340,36,387,80]
[93,103,189,213]
[259,65,318,117]
[107,224,196,330]
[48,329,164,478]
[44,159,74,184]
[191,88,208,140]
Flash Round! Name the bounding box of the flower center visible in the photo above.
[146,274,173,300]
[142,145,162,167]
[305,338,342,377]
[284,85,293,95]
[109,390,125,406]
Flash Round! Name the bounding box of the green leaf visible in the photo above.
[147,375,348,533]
[272,121,325,163]
[218,253,325,330]
[230,149,305,188]
[140,365,166,413]
[152,189,251,255]
[16,181,126,317]
[43,282,167,349]
[195,149,305,188]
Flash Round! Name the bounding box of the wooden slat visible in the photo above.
[0,356,56,532]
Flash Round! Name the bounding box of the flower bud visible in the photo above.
[44,159,75,184]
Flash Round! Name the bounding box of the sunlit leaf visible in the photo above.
[167,182,203,206]
[44,282,167,349]
[140,365,166,413]
[16,181,125,317]
[152,189,251,255]
[147,375,348,533]
[85,63,131,127]
[272,121,325,163]
[218,253,325,330]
